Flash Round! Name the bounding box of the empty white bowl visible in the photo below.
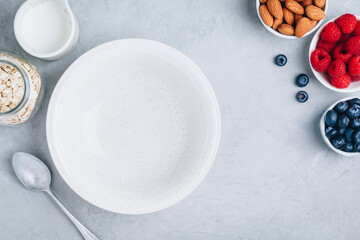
[309,16,360,93]
[256,0,328,39]
[320,96,360,157]
[47,39,221,214]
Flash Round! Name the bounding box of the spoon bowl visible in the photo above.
[12,152,51,192]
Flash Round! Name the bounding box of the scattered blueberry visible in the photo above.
[353,129,360,144]
[346,105,360,119]
[335,101,349,113]
[325,126,337,138]
[296,91,308,103]
[345,128,355,142]
[337,115,350,128]
[325,110,338,127]
[338,128,346,135]
[275,54,287,67]
[296,74,309,87]
[344,142,354,152]
[349,98,360,106]
[331,136,346,149]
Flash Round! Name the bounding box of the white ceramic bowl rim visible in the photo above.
[256,0,328,39]
[14,0,77,59]
[309,16,360,93]
[320,96,360,157]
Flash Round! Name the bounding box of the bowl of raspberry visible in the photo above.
[310,14,360,92]
[320,97,360,156]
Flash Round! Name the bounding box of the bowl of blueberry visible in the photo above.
[321,97,360,156]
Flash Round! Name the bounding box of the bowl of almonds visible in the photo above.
[256,0,328,39]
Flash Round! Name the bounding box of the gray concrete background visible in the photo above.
[1,0,360,239]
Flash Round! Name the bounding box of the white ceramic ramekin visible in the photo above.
[256,0,328,39]
[14,0,79,61]
[320,97,360,157]
[309,16,360,93]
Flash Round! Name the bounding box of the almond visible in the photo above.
[306,5,326,20]
[278,24,295,35]
[295,17,311,38]
[283,7,294,25]
[259,4,274,27]
[314,0,326,8]
[285,0,305,15]
[294,14,303,23]
[309,19,318,30]
[267,0,283,19]
[273,18,283,30]
[302,0,313,7]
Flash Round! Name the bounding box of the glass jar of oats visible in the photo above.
[0,52,44,125]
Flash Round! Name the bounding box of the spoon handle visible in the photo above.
[46,189,99,240]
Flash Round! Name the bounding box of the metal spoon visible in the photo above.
[12,152,99,240]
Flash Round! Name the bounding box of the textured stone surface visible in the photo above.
[1,0,360,239]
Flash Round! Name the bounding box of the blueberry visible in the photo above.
[296,91,308,103]
[325,110,338,127]
[335,101,349,113]
[351,118,360,128]
[296,74,309,87]
[354,104,360,108]
[337,115,350,128]
[346,106,360,119]
[338,128,346,135]
[275,54,287,66]
[355,144,360,152]
[345,128,355,142]
[331,136,346,149]
[344,142,354,152]
[353,129,360,144]
[325,126,337,138]
[349,98,360,106]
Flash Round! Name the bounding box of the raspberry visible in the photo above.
[332,73,351,89]
[351,75,360,82]
[335,14,358,34]
[327,59,346,78]
[310,49,332,72]
[321,22,342,43]
[353,21,360,36]
[316,40,336,53]
[349,55,360,80]
[339,33,351,43]
[333,43,353,64]
[345,36,360,55]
